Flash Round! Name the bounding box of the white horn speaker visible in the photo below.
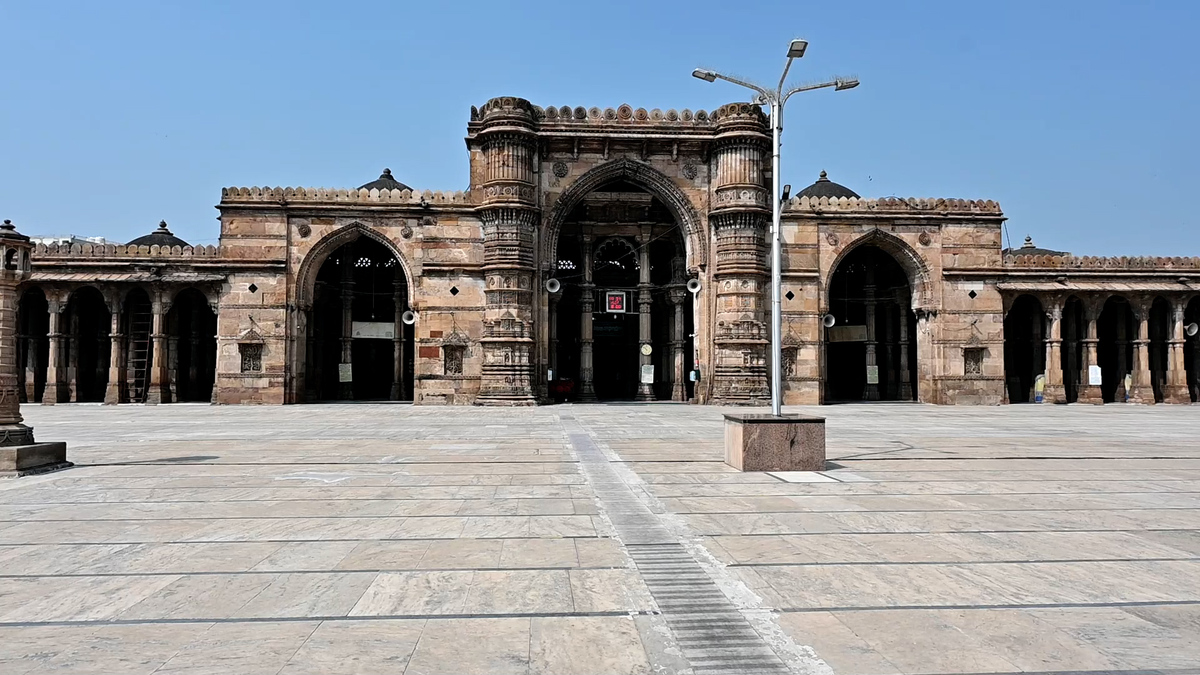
[686,278,702,294]
[401,310,417,325]
[545,278,561,293]
[822,313,836,328]
[1187,322,1199,337]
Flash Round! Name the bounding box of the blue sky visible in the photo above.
[2,0,1196,254]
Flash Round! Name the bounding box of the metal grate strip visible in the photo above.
[564,424,792,675]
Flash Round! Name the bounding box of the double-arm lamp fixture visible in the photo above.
[693,39,858,417]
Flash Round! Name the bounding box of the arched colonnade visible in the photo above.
[1003,292,1199,404]
[16,284,218,404]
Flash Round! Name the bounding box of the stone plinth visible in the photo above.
[724,413,825,472]
[0,442,70,476]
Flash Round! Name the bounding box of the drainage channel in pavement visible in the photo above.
[562,416,795,675]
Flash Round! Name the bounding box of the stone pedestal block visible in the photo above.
[724,413,825,472]
[0,442,70,476]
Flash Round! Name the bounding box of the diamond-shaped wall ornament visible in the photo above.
[785,290,795,301]
[248,283,258,293]
[450,286,460,296]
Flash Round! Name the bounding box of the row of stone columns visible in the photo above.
[1041,295,1192,404]
[24,288,216,405]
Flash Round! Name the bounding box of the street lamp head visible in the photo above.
[834,77,860,91]
[787,39,808,59]
[692,68,718,82]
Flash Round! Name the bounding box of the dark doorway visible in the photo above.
[1061,296,1085,402]
[64,287,111,402]
[825,245,917,402]
[1148,297,1171,403]
[17,288,49,403]
[551,181,693,402]
[1003,295,1045,403]
[307,237,412,401]
[1097,296,1135,403]
[123,288,154,403]
[169,289,217,402]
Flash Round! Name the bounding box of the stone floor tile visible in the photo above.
[463,570,573,614]
[404,617,531,675]
[776,612,901,675]
[498,538,579,568]
[833,609,1022,673]
[335,540,431,571]
[529,616,651,675]
[277,619,425,675]
[231,572,377,618]
[419,539,504,569]
[348,571,473,616]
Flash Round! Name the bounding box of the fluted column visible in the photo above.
[104,296,124,404]
[1130,298,1154,404]
[1044,298,1065,403]
[709,103,770,404]
[473,97,539,405]
[145,291,170,405]
[1163,298,1190,403]
[1078,300,1103,404]
[42,296,64,405]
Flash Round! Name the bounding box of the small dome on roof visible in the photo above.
[358,168,412,192]
[1004,235,1068,257]
[797,170,859,199]
[127,221,189,248]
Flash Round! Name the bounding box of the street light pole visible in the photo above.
[694,41,858,417]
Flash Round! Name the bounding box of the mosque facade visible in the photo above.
[12,97,1200,406]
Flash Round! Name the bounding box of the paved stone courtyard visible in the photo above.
[1,402,1199,674]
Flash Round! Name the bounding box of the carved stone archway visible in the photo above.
[824,229,934,312]
[543,158,707,271]
[295,222,414,310]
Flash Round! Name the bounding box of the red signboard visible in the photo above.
[606,291,627,313]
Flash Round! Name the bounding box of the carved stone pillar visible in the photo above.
[473,97,539,405]
[42,296,64,405]
[0,221,36,443]
[339,254,354,400]
[1130,298,1154,404]
[1078,300,1103,404]
[67,310,79,402]
[898,302,912,400]
[578,235,596,402]
[548,288,560,383]
[145,291,170,405]
[864,270,879,401]
[669,285,687,402]
[709,103,770,404]
[635,226,655,401]
[1044,298,1065,403]
[1164,299,1190,403]
[22,335,36,403]
[391,277,405,401]
[187,304,200,401]
[104,295,124,404]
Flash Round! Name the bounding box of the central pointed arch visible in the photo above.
[543,158,707,270]
[296,222,413,310]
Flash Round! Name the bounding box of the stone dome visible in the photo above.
[797,170,859,199]
[358,168,412,192]
[127,221,189,248]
